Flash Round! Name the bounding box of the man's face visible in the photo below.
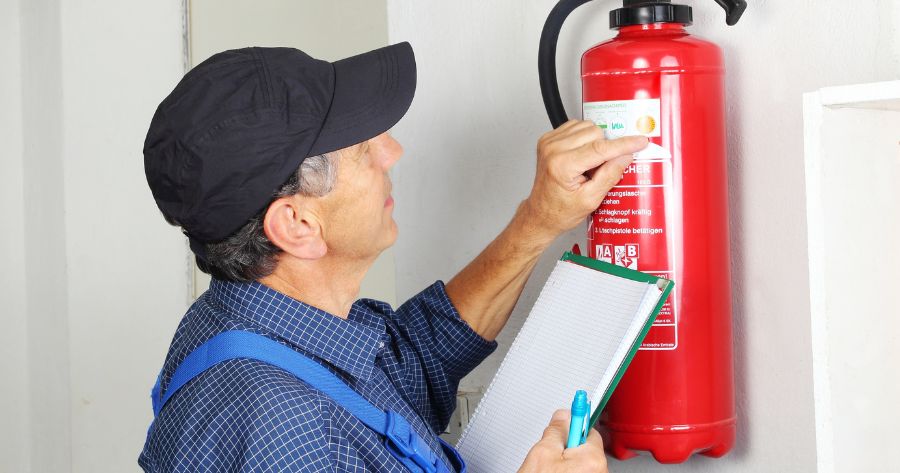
[316,132,402,261]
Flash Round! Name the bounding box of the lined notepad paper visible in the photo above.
[456,259,666,472]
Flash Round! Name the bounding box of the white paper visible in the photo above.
[456,260,663,472]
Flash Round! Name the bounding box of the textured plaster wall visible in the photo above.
[6,0,73,471]
[62,1,188,470]
[0,1,31,470]
[1,0,188,471]
[387,0,898,471]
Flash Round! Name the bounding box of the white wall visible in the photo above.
[387,0,899,471]
[2,0,189,471]
[63,2,188,471]
[1,1,32,471]
[20,0,73,470]
[190,0,388,63]
[804,85,900,473]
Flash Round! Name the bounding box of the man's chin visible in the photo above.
[382,224,399,249]
[368,220,398,256]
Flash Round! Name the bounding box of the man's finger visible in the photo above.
[582,426,604,449]
[556,123,608,151]
[555,119,589,134]
[568,135,648,174]
[583,154,634,196]
[540,409,572,446]
[544,120,598,146]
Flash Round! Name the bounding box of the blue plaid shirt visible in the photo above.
[139,279,496,472]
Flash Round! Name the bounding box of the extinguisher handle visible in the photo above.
[539,0,747,129]
[538,0,593,129]
[713,0,747,26]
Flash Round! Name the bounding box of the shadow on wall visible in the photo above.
[723,42,750,462]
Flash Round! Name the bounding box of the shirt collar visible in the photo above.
[207,279,385,382]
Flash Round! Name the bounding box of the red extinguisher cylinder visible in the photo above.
[583,22,735,463]
[539,0,745,463]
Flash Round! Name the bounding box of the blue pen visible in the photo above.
[566,390,590,449]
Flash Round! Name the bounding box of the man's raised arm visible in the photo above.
[445,120,648,340]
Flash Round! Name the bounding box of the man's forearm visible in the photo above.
[445,123,647,341]
[445,201,556,341]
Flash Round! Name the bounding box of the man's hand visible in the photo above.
[518,409,609,473]
[522,119,648,242]
[445,121,647,340]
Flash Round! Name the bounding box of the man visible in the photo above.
[141,42,646,472]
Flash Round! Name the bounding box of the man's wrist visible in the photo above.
[509,199,559,253]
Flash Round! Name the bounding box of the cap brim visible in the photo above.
[308,42,416,156]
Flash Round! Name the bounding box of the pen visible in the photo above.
[566,390,590,449]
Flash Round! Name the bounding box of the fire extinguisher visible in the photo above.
[538,0,746,463]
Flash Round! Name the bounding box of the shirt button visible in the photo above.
[378,341,385,349]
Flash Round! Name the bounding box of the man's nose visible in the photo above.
[377,132,403,170]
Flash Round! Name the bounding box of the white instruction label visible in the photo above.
[586,97,678,350]
[583,98,662,139]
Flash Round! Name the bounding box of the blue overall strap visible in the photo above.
[150,330,465,473]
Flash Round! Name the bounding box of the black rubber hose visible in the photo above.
[538,0,594,129]
[713,0,747,26]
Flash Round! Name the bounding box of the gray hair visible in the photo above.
[195,153,339,282]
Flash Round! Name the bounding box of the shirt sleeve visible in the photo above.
[387,281,498,431]
[397,281,498,380]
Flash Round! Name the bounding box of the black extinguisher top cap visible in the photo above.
[610,2,692,28]
[623,0,671,5]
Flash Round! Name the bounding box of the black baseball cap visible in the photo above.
[143,42,416,247]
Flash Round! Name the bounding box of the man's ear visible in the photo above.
[263,195,327,260]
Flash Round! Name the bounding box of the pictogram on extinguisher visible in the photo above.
[539,0,746,463]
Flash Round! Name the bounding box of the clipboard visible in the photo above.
[456,250,674,472]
